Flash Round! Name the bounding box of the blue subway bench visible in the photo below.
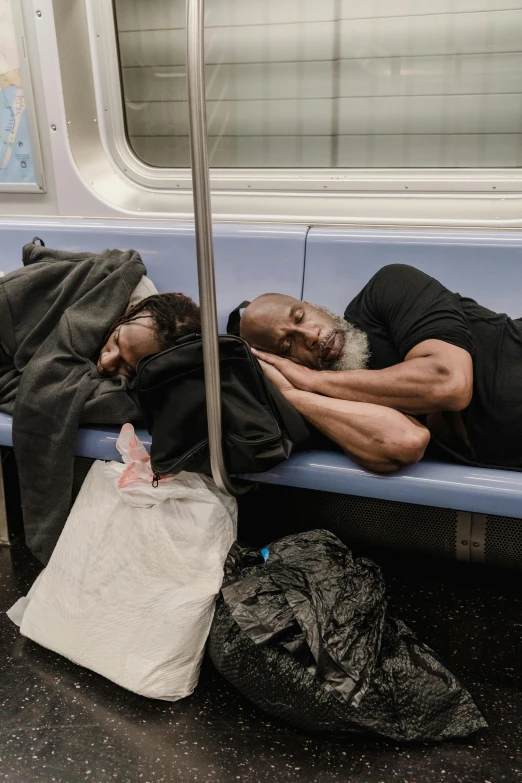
[1,219,521,568]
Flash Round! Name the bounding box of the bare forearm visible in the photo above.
[254,341,473,416]
[310,356,470,415]
[285,389,430,474]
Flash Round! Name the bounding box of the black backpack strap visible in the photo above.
[227,301,251,336]
[176,332,201,346]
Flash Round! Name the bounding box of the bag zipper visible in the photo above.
[152,437,209,479]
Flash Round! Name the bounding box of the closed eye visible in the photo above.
[115,332,136,376]
[280,339,292,356]
[290,305,304,324]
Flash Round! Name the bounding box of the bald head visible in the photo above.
[240,292,370,371]
[240,293,299,352]
[240,292,342,369]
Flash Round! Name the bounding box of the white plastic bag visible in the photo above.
[12,424,237,701]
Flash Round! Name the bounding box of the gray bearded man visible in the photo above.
[240,264,522,475]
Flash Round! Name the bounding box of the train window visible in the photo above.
[113,0,522,169]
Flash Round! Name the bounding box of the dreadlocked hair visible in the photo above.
[112,292,201,351]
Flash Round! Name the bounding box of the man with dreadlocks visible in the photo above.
[97,291,201,379]
[0,240,200,562]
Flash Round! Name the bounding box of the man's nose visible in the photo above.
[297,323,320,351]
[100,347,118,375]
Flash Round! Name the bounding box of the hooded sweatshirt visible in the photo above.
[0,241,146,563]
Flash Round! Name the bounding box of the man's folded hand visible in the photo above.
[251,349,318,393]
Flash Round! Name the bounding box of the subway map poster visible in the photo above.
[0,0,40,188]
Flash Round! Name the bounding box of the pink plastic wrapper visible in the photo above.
[116,423,156,488]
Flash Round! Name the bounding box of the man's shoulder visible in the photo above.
[344,265,412,314]
[344,264,434,325]
[369,264,424,285]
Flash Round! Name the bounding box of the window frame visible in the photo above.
[89,0,522,196]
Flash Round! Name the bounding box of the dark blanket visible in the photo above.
[0,242,146,563]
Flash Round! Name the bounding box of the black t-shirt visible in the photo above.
[344,264,522,470]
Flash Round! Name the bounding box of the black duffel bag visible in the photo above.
[136,333,312,478]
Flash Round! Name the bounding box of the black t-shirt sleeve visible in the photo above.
[350,264,475,359]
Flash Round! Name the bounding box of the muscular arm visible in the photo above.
[286,389,430,473]
[311,340,473,414]
[259,359,430,473]
[255,340,473,415]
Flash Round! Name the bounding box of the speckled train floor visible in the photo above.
[0,542,521,783]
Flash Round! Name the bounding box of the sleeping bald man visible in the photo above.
[240,264,522,475]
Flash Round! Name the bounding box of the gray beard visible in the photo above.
[315,305,371,371]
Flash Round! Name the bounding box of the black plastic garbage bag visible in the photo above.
[208,530,487,742]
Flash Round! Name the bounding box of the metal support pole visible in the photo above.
[186,0,247,497]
